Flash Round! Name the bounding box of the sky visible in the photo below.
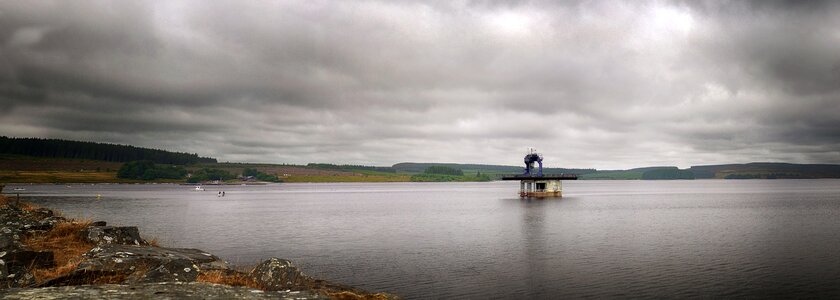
[1,1,839,169]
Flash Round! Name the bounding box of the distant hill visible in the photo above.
[0,137,216,165]
[393,162,840,180]
[689,163,840,179]
[3,136,839,181]
[392,162,596,176]
[307,163,396,173]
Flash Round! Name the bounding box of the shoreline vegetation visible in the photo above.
[4,155,840,184]
[0,193,397,299]
[2,137,840,184]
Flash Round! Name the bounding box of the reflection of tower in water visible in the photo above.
[520,199,549,296]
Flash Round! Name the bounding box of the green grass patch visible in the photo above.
[0,171,149,183]
[409,174,492,182]
[578,170,644,180]
[282,175,412,183]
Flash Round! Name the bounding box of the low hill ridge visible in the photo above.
[0,137,216,165]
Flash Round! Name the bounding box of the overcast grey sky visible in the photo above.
[1,1,839,169]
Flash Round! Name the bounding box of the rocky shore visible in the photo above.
[0,195,396,299]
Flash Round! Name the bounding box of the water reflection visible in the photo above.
[519,198,549,297]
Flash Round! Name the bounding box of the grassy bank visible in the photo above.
[0,154,132,183]
[577,170,644,180]
[0,170,123,184]
[409,173,492,182]
[282,174,412,183]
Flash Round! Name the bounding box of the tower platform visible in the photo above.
[502,174,577,198]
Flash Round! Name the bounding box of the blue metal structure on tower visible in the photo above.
[522,148,543,177]
[503,149,576,197]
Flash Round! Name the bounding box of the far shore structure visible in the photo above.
[502,149,577,198]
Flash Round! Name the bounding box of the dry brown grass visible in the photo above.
[0,195,39,211]
[196,270,261,289]
[89,273,129,284]
[23,220,95,283]
[18,201,40,211]
[195,271,394,299]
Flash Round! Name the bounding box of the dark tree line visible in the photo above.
[641,168,695,180]
[0,136,216,165]
[117,161,187,180]
[424,166,464,176]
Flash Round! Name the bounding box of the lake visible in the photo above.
[11,180,840,298]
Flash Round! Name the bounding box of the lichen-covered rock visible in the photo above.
[249,257,310,291]
[0,205,59,289]
[0,249,41,288]
[36,216,67,231]
[1,282,329,299]
[4,250,54,269]
[28,208,53,219]
[0,205,63,233]
[80,226,148,246]
[136,258,200,283]
[0,228,23,251]
[247,257,399,298]
[40,244,231,287]
[0,269,35,289]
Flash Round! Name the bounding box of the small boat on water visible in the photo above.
[13,188,25,191]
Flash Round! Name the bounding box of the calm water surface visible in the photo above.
[11,180,840,298]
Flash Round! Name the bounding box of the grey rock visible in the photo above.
[136,259,200,283]
[0,206,61,233]
[80,226,148,246]
[36,217,66,231]
[0,230,30,287]
[0,249,52,288]
[40,244,230,287]
[247,257,392,297]
[0,220,52,289]
[0,270,35,289]
[90,221,107,227]
[5,251,53,269]
[249,257,310,291]
[28,208,53,219]
[0,230,23,252]
[0,282,329,299]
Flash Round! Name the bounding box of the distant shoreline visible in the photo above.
[4,178,840,186]
[3,152,840,184]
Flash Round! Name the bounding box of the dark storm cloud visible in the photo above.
[1,0,838,168]
[674,0,840,156]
